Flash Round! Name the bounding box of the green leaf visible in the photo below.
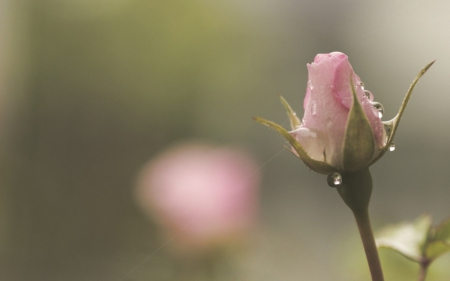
[434,218,450,242]
[252,116,335,174]
[376,215,432,262]
[343,78,375,172]
[278,95,302,130]
[425,240,450,260]
[425,217,450,260]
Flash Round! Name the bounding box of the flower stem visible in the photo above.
[417,259,430,281]
[353,208,384,281]
[336,168,384,281]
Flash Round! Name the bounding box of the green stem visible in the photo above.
[417,259,429,281]
[336,168,384,281]
[353,209,384,281]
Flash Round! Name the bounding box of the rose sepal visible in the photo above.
[370,60,435,165]
[342,78,376,172]
[278,94,302,129]
[252,115,335,174]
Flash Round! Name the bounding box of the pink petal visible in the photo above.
[295,52,385,169]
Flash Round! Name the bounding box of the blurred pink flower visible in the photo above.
[136,142,260,252]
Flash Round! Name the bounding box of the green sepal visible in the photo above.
[278,95,302,129]
[375,215,432,263]
[252,116,335,174]
[370,60,435,166]
[343,78,375,172]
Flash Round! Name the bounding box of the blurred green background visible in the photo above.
[1,0,450,280]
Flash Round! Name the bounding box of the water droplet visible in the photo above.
[360,82,365,89]
[311,101,317,115]
[327,172,342,187]
[382,120,394,145]
[389,142,396,151]
[364,90,374,101]
[371,102,384,118]
[384,126,392,138]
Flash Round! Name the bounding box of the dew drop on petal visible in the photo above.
[389,142,396,152]
[311,101,317,115]
[371,102,384,118]
[327,172,342,187]
[364,90,374,101]
[360,82,365,89]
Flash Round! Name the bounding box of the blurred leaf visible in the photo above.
[426,218,450,260]
[434,218,450,242]
[376,215,431,262]
[426,240,450,260]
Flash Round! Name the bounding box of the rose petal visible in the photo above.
[297,52,385,169]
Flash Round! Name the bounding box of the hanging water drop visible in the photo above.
[364,90,374,101]
[360,82,365,89]
[371,102,384,118]
[327,172,342,187]
[389,142,396,151]
[382,120,394,143]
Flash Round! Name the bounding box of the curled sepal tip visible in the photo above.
[252,116,335,174]
[278,94,301,129]
[371,60,435,165]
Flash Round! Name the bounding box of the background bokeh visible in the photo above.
[1,0,450,280]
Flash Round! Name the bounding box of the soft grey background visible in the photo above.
[1,0,449,280]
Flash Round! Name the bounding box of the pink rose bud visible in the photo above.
[292,52,385,172]
[135,142,260,252]
[254,52,434,177]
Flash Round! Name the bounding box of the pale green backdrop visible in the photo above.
[1,0,449,280]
